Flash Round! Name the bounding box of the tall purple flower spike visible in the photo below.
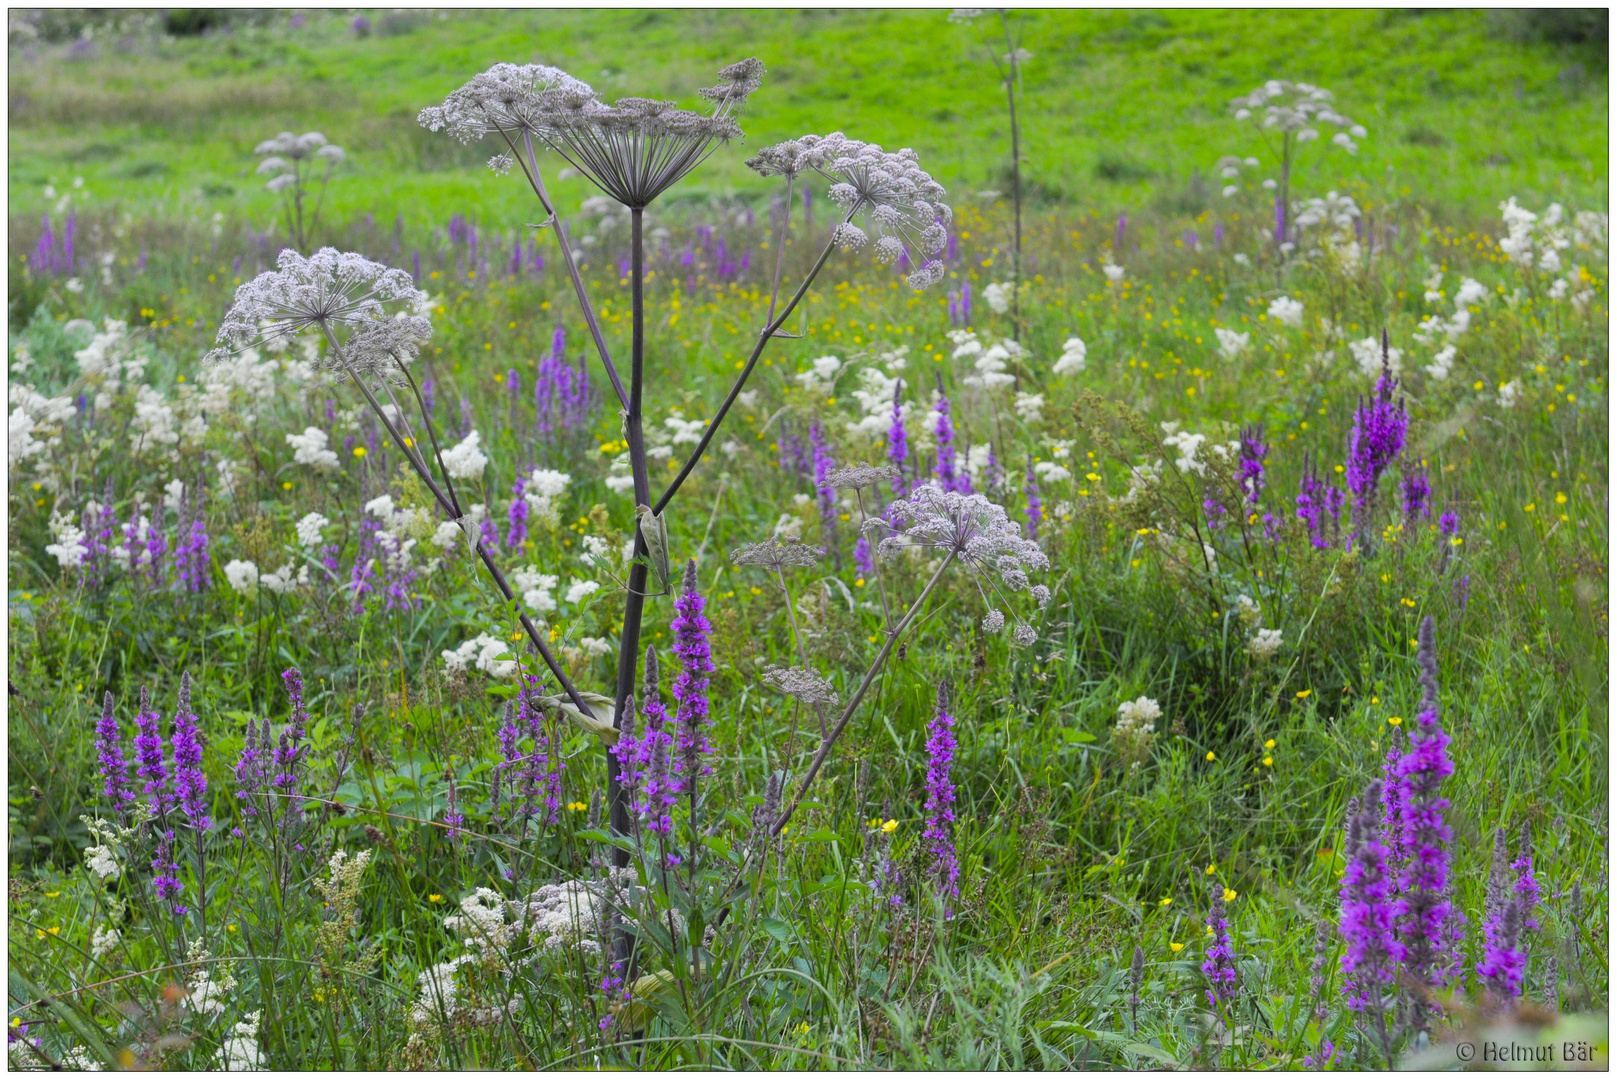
[132,685,172,820]
[94,692,137,815]
[1394,615,1458,1030]
[923,683,959,907]
[1345,333,1408,533]
[1339,782,1403,1013]
[1202,882,1238,1009]
[671,559,715,781]
[170,671,210,830]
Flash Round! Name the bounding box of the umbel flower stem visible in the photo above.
[512,129,630,410]
[322,325,596,721]
[771,550,958,837]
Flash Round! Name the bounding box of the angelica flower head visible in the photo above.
[760,132,950,289]
[418,63,594,144]
[429,58,763,208]
[730,537,824,574]
[760,665,840,708]
[875,486,1048,632]
[205,248,429,383]
[1230,80,1366,151]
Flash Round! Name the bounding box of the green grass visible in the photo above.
[8,8,1608,230]
[5,9,1610,1072]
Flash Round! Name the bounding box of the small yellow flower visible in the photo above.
[854,578,865,587]
[881,819,898,833]
[45,891,60,898]
[1295,689,1312,700]
[1263,756,1273,767]
[1387,716,1403,727]
[1158,897,1173,907]
[1223,888,1238,902]
[1371,696,1380,705]
[428,894,443,903]
[227,924,238,933]
[1205,863,1217,876]
[1169,942,1185,953]
[281,481,293,490]
[1205,751,1216,762]
[353,446,367,458]
[1263,739,1275,750]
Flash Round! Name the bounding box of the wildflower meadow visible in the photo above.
[6,8,1609,1071]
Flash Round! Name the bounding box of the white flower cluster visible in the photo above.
[983,280,1014,314]
[1215,154,1263,198]
[216,1011,264,1071]
[845,358,911,437]
[441,429,488,479]
[795,354,843,395]
[44,510,88,570]
[9,382,76,470]
[1032,440,1073,484]
[1115,696,1160,741]
[605,452,635,495]
[442,633,519,679]
[81,816,138,880]
[662,410,706,445]
[295,512,330,548]
[1410,272,1488,379]
[519,468,570,531]
[1053,336,1086,376]
[1230,80,1366,152]
[1348,336,1404,378]
[1267,295,1304,328]
[1249,627,1284,661]
[1499,198,1600,310]
[1214,328,1251,359]
[1293,190,1360,232]
[286,426,340,470]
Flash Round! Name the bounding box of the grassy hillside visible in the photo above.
[8,8,1608,231]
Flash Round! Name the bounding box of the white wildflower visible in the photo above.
[1214,328,1250,359]
[1053,336,1086,376]
[91,926,121,959]
[285,427,340,470]
[440,430,488,479]
[565,580,600,605]
[295,512,330,547]
[983,281,1013,314]
[1013,392,1044,422]
[1497,379,1521,409]
[1266,295,1303,328]
[225,559,260,594]
[216,1011,264,1071]
[1249,627,1284,661]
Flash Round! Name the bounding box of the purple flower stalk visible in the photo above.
[170,671,209,831]
[670,560,715,781]
[1339,782,1404,1013]
[853,534,875,578]
[810,419,838,544]
[1024,457,1043,538]
[175,485,212,593]
[516,679,561,825]
[1202,884,1238,1009]
[1394,616,1458,1028]
[506,477,530,548]
[1345,340,1409,529]
[94,692,136,815]
[132,685,172,820]
[1296,453,1344,550]
[152,830,182,902]
[1439,509,1460,538]
[232,717,266,817]
[273,667,309,817]
[1402,466,1431,522]
[1238,424,1268,506]
[886,379,910,500]
[1380,724,1407,866]
[1511,821,1541,933]
[1478,900,1526,1001]
[922,684,959,906]
[931,380,968,494]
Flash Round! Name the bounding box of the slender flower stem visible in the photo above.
[1000,10,1023,346]
[764,174,794,327]
[653,212,853,516]
[854,488,895,632]
[771,550,957,837]
[337,353,593,719]
[774,568,810,670]
[511,129,630,411]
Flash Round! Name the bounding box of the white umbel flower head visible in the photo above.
[1266,295,1304,328]
[224,559,260,595]
[1248,627,1284,661]
[205,248,428,384]
[1053,336,1086,375]
[285,426,340,470]
[295,512,331,547]
[1214,328,1251,359]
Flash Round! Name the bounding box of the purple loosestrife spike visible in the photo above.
[922,683,959,907]
[931,377,967,494]
[1128,945,1144,1026]
[132,686,172,819]
[1296,453,1329,548]
[233,717,264,817]
[641,717,677,836]
[273,668,310,817]
[810,420,838,554]
[1238,425,1268,506]
[887,378,910,500]
[1380,724,1407,865]
[506,476,530,547]
[611,694,643,796]
[1478,900,1526,1001]
[152,830,182,903]
[1394,616,1457,1029]
[1485,826,1511,921]
[170,671,210,830]
[853,534,875,578]
[1512,821,1541,933]
[95,692,137,815]
[1202,883,1238,1009]
[1338,782,1404,1013]
[1402,466,1431,521]
[671,560,715,780]
[1543,955,1559,1010]
[1344,340,1408,529]
[1024,456,1043,538]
